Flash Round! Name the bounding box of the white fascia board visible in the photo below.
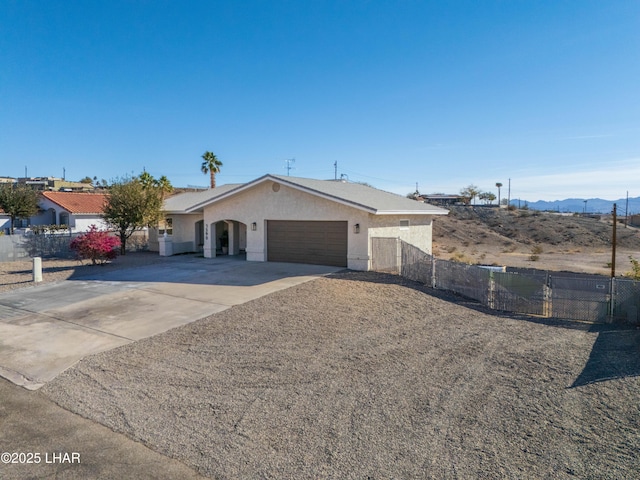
[373,210,449,216]
[162,210,190,215]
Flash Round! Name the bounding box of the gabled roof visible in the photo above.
[170,174,448,216]
[41,191,108,214]
[163,184,242,213]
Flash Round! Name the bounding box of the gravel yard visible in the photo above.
[41,271,640,479]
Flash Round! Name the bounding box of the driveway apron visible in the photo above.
[0,256,340,390]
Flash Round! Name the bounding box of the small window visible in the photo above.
[400,219,410,230]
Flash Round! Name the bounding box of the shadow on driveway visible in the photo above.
[65,254,342,287]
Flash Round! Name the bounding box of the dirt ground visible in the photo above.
[41,271,640,479]
[433,206,640,276]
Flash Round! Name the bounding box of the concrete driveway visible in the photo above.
[0,256,341,390]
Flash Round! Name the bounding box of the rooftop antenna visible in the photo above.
[285,158,295,176]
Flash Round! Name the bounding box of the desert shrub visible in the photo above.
[529,245,543,261]
[70,225,120,265]
[452,252,473,264]
[502,244,517,253]
[31,224,70,235]
[626,256,640,280]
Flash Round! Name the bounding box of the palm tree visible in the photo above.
[496,182,503,206]
[156,175,173,201]
[201,151,223,189]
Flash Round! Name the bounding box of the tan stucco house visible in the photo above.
[152,174,448,271]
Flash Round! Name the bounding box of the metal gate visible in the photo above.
[550,275,611,322]
[371,237,399,273]
[492,272,547,316]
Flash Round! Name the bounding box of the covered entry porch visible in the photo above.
[204,220,247,258]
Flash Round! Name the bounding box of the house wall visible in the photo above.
[165,213,203,254]
[202,180,371,269]
[73,215,109,232]
[31,197,107,232]
[0,215,10,233]
[368,215,433,254]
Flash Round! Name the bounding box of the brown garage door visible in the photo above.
[267,220,347,267]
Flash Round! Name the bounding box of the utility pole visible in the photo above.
[625,191,629,228]
[611,203,617,278]
[334,161,337,180]
[507,178,511,207]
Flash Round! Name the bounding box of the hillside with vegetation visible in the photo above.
[432,206,640,276]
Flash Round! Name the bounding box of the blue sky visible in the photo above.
[2,1,639,201]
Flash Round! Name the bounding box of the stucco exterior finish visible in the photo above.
[368,215,433,254]
[168,213,203,254]
[32,197,108,232]
[159,175,447,270]
[202,181,371,270]
[149,213,203,254]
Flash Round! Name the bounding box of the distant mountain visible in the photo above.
[512,197,640,214]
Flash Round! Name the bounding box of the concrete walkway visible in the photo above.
[0,256,341,390]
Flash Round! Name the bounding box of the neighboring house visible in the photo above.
[419,194,466,206]
[0,207,10,233]
[17,176,93,192]
[30,191,109,232]
[152,174,448,271]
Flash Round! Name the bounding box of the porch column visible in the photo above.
[203,222,215,258]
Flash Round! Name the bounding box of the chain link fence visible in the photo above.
[370,237,640,324]
[613,279,640,323]
[435,258,491,304]
[492,271,548,316]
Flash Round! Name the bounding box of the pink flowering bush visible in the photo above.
[70,225,121,265]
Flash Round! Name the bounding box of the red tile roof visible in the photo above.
[41,191,108,214]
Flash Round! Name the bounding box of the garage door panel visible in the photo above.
[267,221,347,267]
